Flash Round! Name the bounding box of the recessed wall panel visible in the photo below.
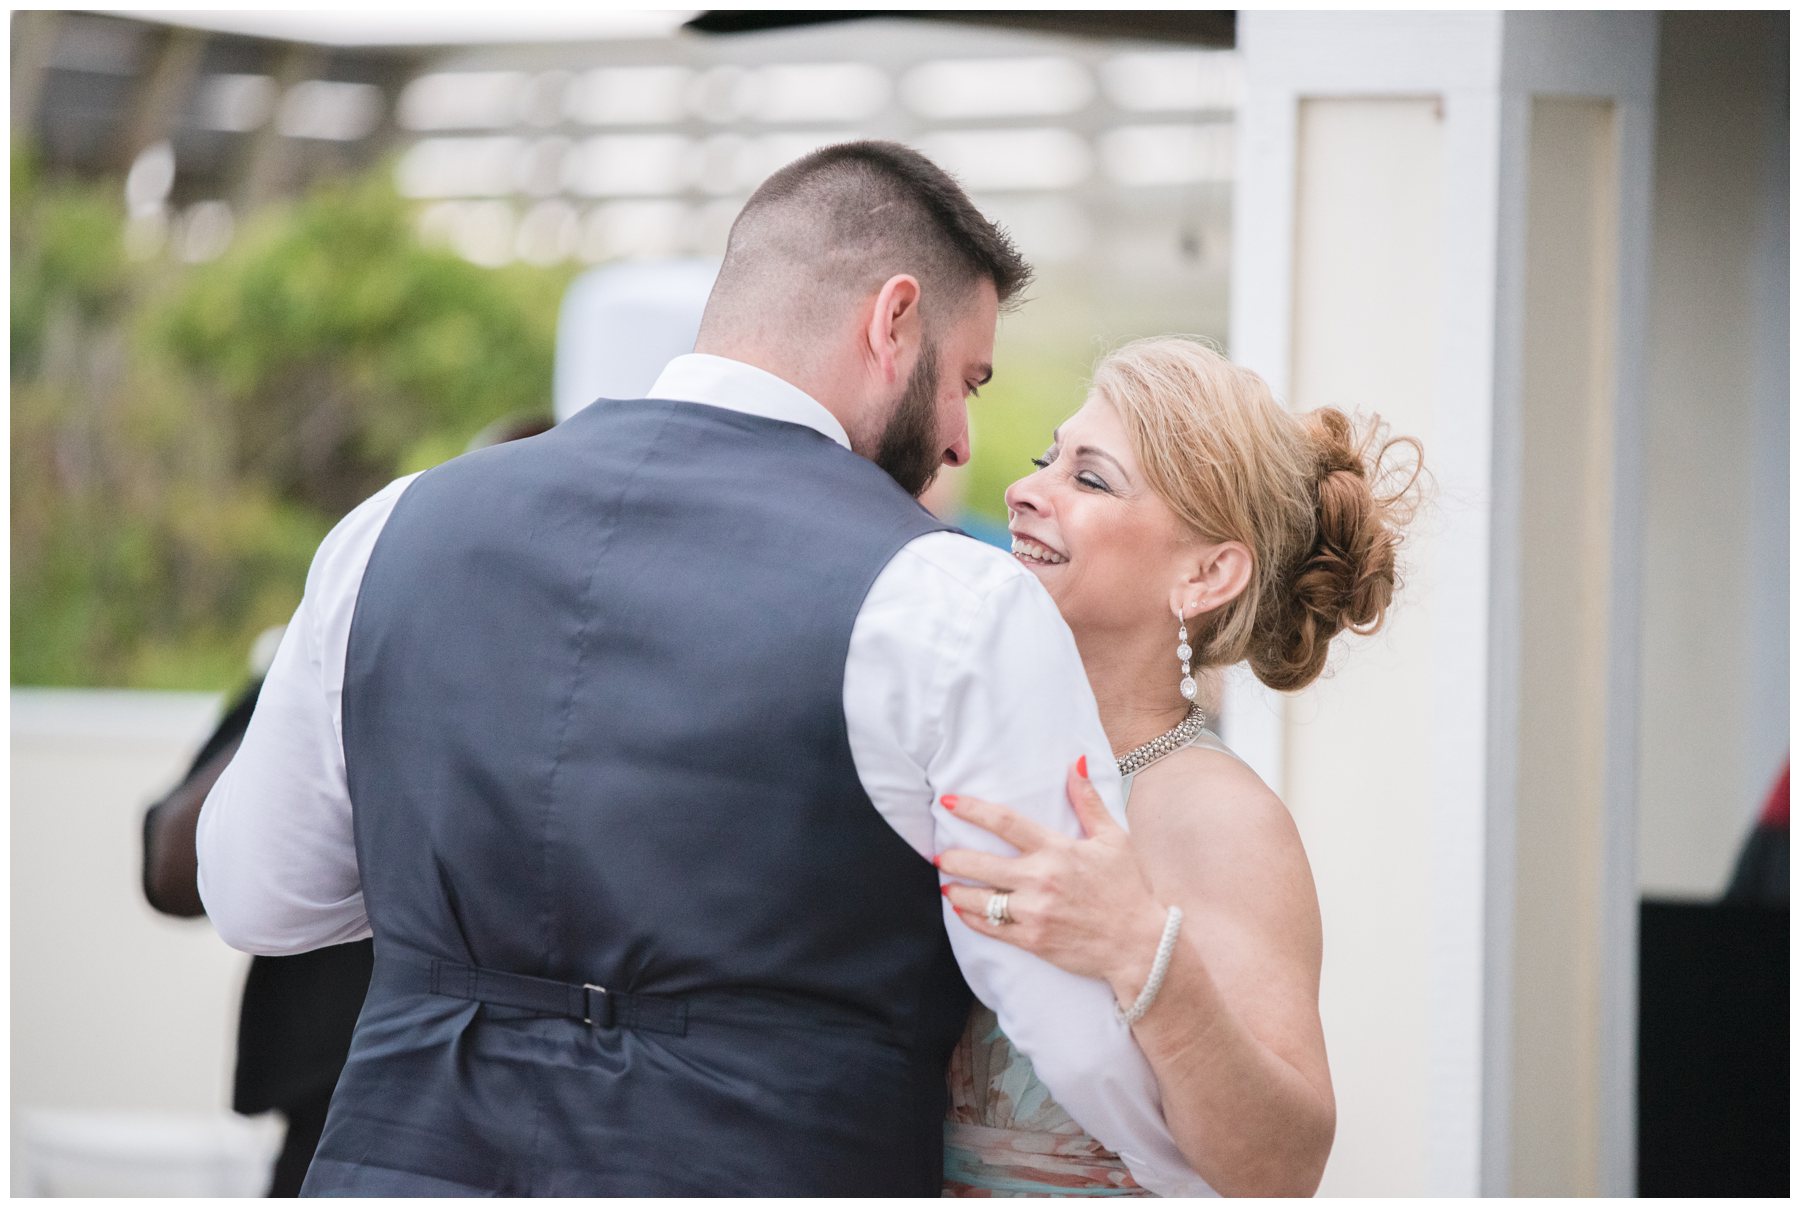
[1511,95,1618,1197]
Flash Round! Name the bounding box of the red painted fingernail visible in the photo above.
[931,854,942,868]
[1077,755,1088,779]
[940,884,951,896]
[941,795,959,810]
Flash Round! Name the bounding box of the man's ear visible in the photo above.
[866,274,921,385]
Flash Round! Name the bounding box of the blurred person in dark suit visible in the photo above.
[142,671,374,1198]
[139,409,552,1195]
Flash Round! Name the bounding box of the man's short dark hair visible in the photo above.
[702,140,1033,341]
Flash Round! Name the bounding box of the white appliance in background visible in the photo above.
[553,258,721,423]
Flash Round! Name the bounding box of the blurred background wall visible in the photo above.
[1637,10,1789,900]
[10,7,1788,1198]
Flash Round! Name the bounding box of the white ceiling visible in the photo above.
[109,9,700,47]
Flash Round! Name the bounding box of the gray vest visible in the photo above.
[301,398,973,1195]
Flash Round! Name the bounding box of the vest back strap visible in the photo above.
[418,957,689,1036]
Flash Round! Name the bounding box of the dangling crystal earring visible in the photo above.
[1176,605,1197,702]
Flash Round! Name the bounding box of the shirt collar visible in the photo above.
[646,354,852,451]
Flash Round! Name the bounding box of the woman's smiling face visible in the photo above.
[1002,396,1199,638]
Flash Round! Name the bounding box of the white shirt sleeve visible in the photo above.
[195,473,419,955]
[844,532,1211,1197]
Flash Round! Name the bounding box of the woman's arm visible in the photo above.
[1113,750,1334,1195]
[938,754,1335,1196]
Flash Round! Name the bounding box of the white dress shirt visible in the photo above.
[197,352,1211,1196]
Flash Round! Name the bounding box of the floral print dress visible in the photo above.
[941,728,1238,1197]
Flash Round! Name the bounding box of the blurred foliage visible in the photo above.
[12,151,572,688]
[156,172,570,517]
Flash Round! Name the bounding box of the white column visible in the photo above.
[1226,11,1657,1197]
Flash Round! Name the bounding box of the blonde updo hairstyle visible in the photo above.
[1091,336,1424,692]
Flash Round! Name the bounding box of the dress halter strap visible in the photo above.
[1120,727,1242,813]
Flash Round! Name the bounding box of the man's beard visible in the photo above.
[872,341,943,499]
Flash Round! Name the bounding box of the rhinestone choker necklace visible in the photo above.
[1115,703,1209,776]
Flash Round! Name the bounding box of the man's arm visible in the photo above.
[196,607,368,954]
[196,474,418,954]
[846,534,1209,1197]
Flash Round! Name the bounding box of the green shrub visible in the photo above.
[12,158,570,688]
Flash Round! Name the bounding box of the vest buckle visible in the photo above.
[581,983,613,1027]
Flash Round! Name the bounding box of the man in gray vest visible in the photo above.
[198,141,1204,1195]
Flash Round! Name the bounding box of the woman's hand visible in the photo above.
[936,759,1169,997]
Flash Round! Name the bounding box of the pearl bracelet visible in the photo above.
[1116,906,1184,1026]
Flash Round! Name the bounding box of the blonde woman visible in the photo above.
[935,336,1423,1197]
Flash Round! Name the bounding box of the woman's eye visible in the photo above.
[1029,456,1051,469]
[1077,472,1111,492]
